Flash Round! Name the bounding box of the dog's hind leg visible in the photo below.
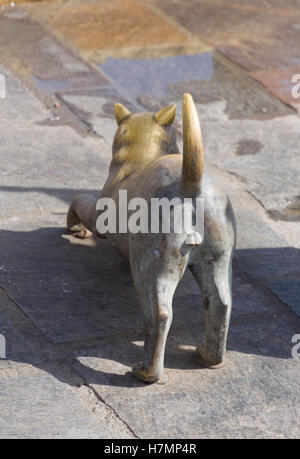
[129,235,189,383]
[67,194,97,239]
[189,248,233,368]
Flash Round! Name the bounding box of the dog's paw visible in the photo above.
[68,222,93,239]
[132,363,168,384]
[195,347,227,369]
[68,226,93,239]
[72,229,93,239]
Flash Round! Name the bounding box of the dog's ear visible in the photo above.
[154,105,176,127]
[115,103,131,124]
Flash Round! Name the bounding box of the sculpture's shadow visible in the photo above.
[0,188,299,388]
[1,226,299,388]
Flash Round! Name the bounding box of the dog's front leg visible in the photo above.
[67,194,98,239]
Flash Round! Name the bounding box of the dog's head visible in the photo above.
[112,103,179,167]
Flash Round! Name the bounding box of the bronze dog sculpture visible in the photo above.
[67,93,236,383]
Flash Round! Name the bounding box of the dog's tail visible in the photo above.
[181,93,204,195]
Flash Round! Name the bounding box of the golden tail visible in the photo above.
[181,93,204,195]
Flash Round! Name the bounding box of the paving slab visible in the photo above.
[152,0,258,47]
[0,64,50,122]
[237,246,300,282]
[153,0,300,71]
[0,7,108,98]
[200,114,300,221]
[0,217,143,343]
[0,372,108,438]
[100,52,292,119]
[232,205,300,290]
[25,0,190,54]
[250,68,300,110]
[234,206,287,251]
[69,301,300,439]
[100,52,214,108]
[0,123,110,217]
[0,290,41,371]
[216,12,300,71]
[266,278,300,317]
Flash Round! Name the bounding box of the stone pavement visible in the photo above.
[0,0,299,439]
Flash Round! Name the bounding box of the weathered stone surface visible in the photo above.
[152,0,258,46]
[232,205,300,299]
[232,197,300,284]
[0,373,109,438]
[100,52,214,106]
[0,8,107,97]
[69,306,300,438]
[0,123,110,217]
[0,219,143,343]
[25,0,189,53]
[237,247,300,283]
[234,208,286,250]
[250,68,300,110]
[209,116,300,220]
[0,291,41,370]
[217,13,300,71]
[100,52,292,119]
[0,65,50,122]
[154,0,300,71]
[266,278,300,317]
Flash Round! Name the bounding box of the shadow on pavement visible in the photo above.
[0,187,299,388]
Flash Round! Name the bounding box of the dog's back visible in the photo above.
[102,93,235,258]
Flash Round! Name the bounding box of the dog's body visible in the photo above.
[67,94,236,383]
